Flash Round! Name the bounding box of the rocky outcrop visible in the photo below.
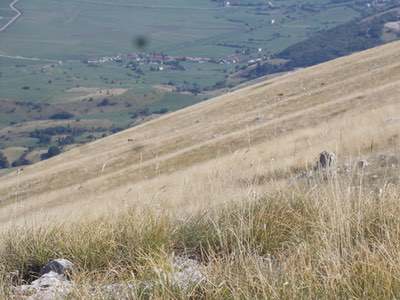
[13,259,74,299]
[40,259,74,277]
[170,256,205,289]
[12,256,206,298]
[153,256,206,290]
[14,271,72,300]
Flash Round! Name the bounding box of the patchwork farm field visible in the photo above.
[0,0,359,60]
[0,0,361,100]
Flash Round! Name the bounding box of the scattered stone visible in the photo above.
[14,271,72,300]
[312,151,337,180]
[317,151,337,169]
[95,283,136,299]
[40,259,74,277]
[13,256,206,298]
[170,257,205,289]
[13,259,74,299]
[153,256,206,290]
[358,159,369,169]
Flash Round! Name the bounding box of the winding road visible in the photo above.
[0,0,22,32]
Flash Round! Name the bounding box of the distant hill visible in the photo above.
[241,5,400,79]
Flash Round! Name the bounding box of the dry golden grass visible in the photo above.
[1,168,400,298]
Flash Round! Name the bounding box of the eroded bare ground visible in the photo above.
[0,41,399,228]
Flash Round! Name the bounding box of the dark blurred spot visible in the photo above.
[133,35,149,50]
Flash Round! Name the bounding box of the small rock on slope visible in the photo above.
[40,259,74,277]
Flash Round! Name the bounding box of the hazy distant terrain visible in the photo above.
[0,0,361,59]
[0,0,399,170]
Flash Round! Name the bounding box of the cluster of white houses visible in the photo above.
[86,52,253,67]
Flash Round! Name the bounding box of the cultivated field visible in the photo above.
[0,0,360,60]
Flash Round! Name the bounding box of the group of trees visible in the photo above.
[49,112,75,120]
[277,15,389,69]
[97,98,116,107]
[129,106,169,119]
[0,145,63,170]
[30,126,84,146]
[0,152,9,169]
[12,152,32,167]
[40,146,61,160]
[0,124,85,169]
[0,150,32,169]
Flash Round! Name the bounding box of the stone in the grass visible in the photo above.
[318,151,336,169]
[14,271,72,299]
[40,259,74,277]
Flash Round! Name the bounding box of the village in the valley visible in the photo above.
[85,50,267,69]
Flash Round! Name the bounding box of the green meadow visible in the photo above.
[0,0,360,100]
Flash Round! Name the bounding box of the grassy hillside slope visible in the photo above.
[0,40,400,228]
